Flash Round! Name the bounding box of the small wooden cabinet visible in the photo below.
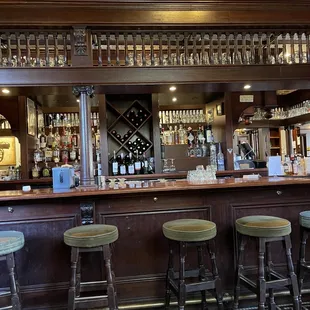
[269,128,281,156]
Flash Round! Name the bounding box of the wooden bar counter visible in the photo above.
[0,177,309,309]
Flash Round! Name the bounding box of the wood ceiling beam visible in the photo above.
[1,65,310,87]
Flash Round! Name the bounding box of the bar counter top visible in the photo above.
[0,176,308,202]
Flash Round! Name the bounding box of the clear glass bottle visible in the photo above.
[283,155,291,175]
[178,124,187,145]
[54,127,61,146]
[69,146,77,161]
[39,128,47,149]
[46,125,54,148]
[42,161,51,178]
[61,146,69,163]
[201,137,208,157]
[34,139,43,163]
[210,135,217,169]
[71,127,79,148]
[194,138,202,157]
[217,142,225,171]
[174,125,179,144]
[52,142,60,164]
[32,162,40,179]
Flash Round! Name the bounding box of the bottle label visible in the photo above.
[120,165,126,175]
[32,170,39,178]
[128,165,134,174]
[34,153,41,162]
[40,142,46,148]
[45,150,53,158]
[70,150,77,161]
[134,162,141,170]
[72,136,78,147]
[112,162,118,173]
[42,168,50,177]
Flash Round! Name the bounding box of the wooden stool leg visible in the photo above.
[207,240,224,310]
[266,242,276,310]
[165,240,174,310]
[6,252,21,310]
[197,245,207,310]
[257,238,266,310]
[68,247,79,310]
[284,235,300,310]
[76,254,81,297]
[103,244,118,310]
[233,233,246,310]
[178,242,187,310]
[297,227,308,305]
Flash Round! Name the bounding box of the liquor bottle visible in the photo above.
[69,146,77,161]
[134,151,142,174]
[46,125,54,148]
[39,128,47,149]
[197,125,204,142]
[44,145,53,162]
[142,152,149,174]
[178,124,187,145]
[217,142,225,171]
[32,162,40,179]
[210,135,217,169]
[205,125,212,143]
[201,137,208,157]
[71,127,79,148]
[61,146,69,163]
[187,128,195,146]
[167,126,174,145]
[42,161,51,178]
[119,153,127,175]
[194,137,202,157]
[52,142,60,164]
[34,139,43,163]
[283,155,291,175]
[112,150,119,176]
[174,125,179,144]
[127,153,135,175]
[54,127,61,146]
[292,156,298,175]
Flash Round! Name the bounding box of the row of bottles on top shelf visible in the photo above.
[44,112,99,128]
[159,109,205,125]
[161,124,213,146]
[111,151,154,176]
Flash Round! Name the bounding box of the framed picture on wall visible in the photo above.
[0,137,16,166]
[207,108,214,124]
[27,98,37,137]
[216,102,224,116]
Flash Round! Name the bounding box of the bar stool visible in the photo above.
[233,215,300,310]
[0,231,24,310]
[163,219,223,310]
[64,224,119,310]
[297,210,310,304]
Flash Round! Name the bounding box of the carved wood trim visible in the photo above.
[73,27,88,56]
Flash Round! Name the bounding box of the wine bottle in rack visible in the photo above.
[134,151,142,174]
[112,150,119,176]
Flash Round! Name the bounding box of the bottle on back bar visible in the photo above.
[134,151,142,174]
[217,142,225,171]
[112,150,119,176]
[119,153,127,176]
[128,153,135,175]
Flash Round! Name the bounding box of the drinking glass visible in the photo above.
[169,159,176,172]
[162,159,170,173]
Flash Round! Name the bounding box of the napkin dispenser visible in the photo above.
[52,167,75,189]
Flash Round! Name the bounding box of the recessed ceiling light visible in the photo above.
[243,84,251,90]
[2,89,10,94]
[169,86,177,92]
[76,99,80,103]
[172,97,177,102]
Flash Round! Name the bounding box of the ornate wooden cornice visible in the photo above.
[0,1,310,26]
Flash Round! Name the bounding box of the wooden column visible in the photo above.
[224,92,234,170]
[73,85,95,187]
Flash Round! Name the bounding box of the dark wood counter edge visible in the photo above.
[0,168,267,184]
[0,176,307,202]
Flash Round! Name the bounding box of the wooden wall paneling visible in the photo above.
[152,93,161,173]
[98,94,109,175]
[98,207,211,300]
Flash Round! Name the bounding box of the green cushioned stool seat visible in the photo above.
[0,231,24,256]
[64,224,118,248]
[300,211,310,229]
[236,215,291,238]
[163,219,216,242]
